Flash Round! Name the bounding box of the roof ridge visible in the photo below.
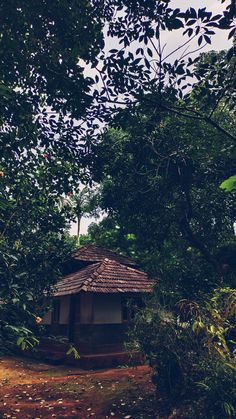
[126,265,145,274]
[75,244,92,255]
[73,244,136,265]
[101,257,144,275]
[81,259,108,291]
[81,258,148,292]
[59,262,100,293]
[91,244,130,257]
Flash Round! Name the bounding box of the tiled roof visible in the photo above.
[73,244,137,266]
[54,258,153,296]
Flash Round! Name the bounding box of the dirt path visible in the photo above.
[0,357,156,419]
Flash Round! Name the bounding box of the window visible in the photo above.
[52,299,60,324]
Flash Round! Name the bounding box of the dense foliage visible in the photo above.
[88,89,236,292]
[128,288,236,417]
[83,97,236,419]
[84,1,236,142]
[0,0,104,350]
[86,49,236,416]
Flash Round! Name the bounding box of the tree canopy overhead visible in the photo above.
[0,0,104,116]
[82,0,236,142]
[81,2,235,297]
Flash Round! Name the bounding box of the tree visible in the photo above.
[87,52,236,413]
[82,218,137,257]
[0,0,103,117]
[0,1,104,349]
[86,45,236,414]
[62,186,100,244]
[85,0,235,144]
[88,80,235,296]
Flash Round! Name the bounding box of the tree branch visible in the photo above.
[179,181,225,276]
[95,96,236,144]
[161,105,236,143]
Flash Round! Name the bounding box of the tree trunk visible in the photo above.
[77,214,82,246]
[179,180,226,279]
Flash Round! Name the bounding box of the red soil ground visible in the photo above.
[0,357,157,419]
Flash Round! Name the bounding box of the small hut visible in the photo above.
[42,245,153,359]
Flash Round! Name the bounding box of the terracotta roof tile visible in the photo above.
[54,258,153,296]
[73,244,137,266]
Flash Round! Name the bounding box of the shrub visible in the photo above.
[129,288,236,417]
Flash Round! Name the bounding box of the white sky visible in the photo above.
[71,0,232,236]
[70,215,101,235]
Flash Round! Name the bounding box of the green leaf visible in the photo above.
[66,345,80,359]
[16,336,25,346]
[196,381,210,391]
[220,175,236,192]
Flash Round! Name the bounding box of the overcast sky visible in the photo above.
[71,0,232,236]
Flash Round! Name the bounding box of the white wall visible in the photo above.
[42,295,70,325]
[59,295,70,324]
[80,293,93,324]
[42,293,123,325]
[80,293,122,324]
[93,294,122,324]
